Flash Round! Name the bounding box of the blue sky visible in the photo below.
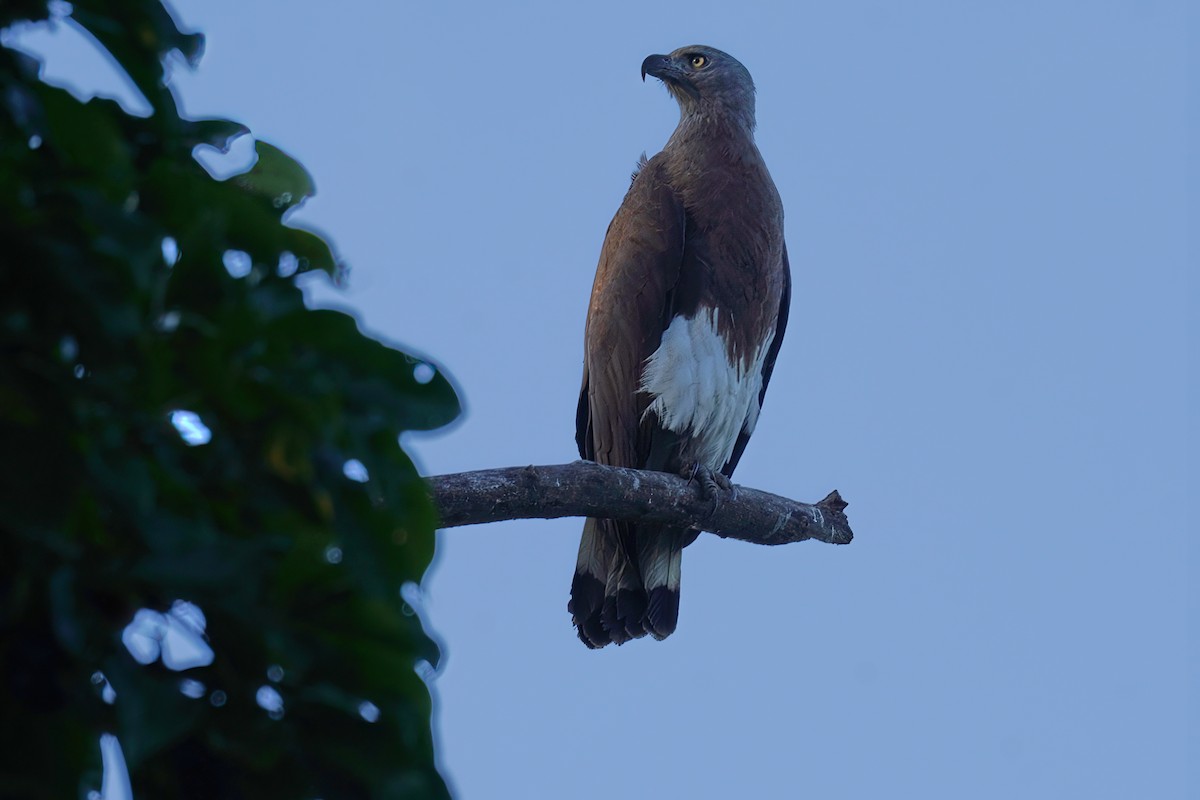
[11,1,1194,797]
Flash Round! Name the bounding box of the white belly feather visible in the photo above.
[640,307,774,470]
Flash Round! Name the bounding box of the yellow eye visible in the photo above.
[690,55,708,69]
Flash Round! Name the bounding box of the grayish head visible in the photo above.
[641,45,757,130]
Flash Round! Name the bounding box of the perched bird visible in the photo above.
[570,45,791,648]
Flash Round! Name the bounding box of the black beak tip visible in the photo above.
[641,54,668,83]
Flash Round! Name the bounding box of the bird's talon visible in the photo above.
[680,462,734,505]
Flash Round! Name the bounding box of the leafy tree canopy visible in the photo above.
[0,2,459,797]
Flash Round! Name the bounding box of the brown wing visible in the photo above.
[576,156,686,468]
[571,156,686,647]
[722,239,792,478]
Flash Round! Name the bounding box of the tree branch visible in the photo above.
[427,461,853,546]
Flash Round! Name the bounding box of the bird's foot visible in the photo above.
[681,463,735,509]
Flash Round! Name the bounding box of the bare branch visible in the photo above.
[427,461,853,546]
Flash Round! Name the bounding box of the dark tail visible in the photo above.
[636,527,685,640]
[568,518,614,648]
[569,520,684,647]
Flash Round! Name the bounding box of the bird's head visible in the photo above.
[641,45,756,129]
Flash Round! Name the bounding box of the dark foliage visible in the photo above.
[0,2,458,797]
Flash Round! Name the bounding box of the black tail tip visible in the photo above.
[644,586,679,640]
[602,588,648,645]
[571,575,678,647]
[569,572,609,648]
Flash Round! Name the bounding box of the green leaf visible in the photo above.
[70,2,204,112]
[2,3,460,798]
[185,118,250,151]
[232,140,317,213]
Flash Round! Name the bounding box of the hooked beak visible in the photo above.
[640,53,701,101]
[641,54,672,82]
